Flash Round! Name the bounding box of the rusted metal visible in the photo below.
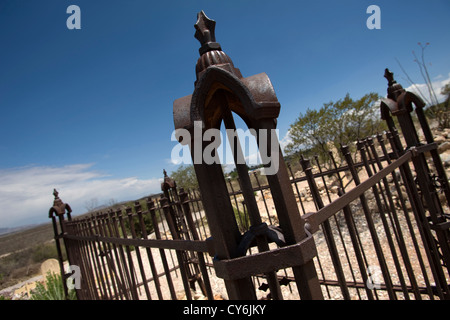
[146,198,177,299]
[56,186,216,300]
[381,69,450,298]
[174,10,323,300]
[48,189,74,300]
[303,150,412,230]
[49,12,450,300]
[51,124,450,299]
[160,171,211,298]
[213,232,317,281]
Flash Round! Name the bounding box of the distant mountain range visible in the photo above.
[0,225,37,236]
[1,193,162,237]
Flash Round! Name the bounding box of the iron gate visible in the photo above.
[49,11,450,300]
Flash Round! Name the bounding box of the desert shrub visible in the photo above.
[0,242,67,290]
[233,206,250,233]
[31,243,60,263]
[30,272,76,300]
[0,249,33,282]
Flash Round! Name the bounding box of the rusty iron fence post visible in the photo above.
[48,189,74,300]
[381,70,450,281]
[146,198,178,299]
[178,187,214,300]
[173,11,323,300]
[159,195,193,299]
[300,156,351,299]
[133,201,165,299]
[160,170,211,298]
[340,144,397,299]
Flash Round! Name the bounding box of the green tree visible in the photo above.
[284,102,335,162]
[284,93,385,163]
[170,165,199,190]
[442,83,450,100]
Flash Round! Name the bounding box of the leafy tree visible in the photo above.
[442,83,450,100]
[284,93,385,163]
[170,165,199,190]
[284,102,335,162]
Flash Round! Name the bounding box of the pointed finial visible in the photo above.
[384,68,405,100]
[163,169,168,177]
[384,68,396,86]
[50,188,70,217]
[194,11,222,55]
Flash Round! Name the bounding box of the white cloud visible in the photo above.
[403,72,450,106]
[0,164,162,228]
[279,129,293,155]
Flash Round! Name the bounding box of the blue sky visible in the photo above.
[1,0,449,228]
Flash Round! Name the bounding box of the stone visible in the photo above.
[434,135,446,144]
[40,259,60,276]
[438,142,450,153]
[330,186,339,194]
[316,181,325,191]
[440,152,450,167]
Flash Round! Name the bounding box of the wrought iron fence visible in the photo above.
[49,11,450,301]
[50,127,450,300]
